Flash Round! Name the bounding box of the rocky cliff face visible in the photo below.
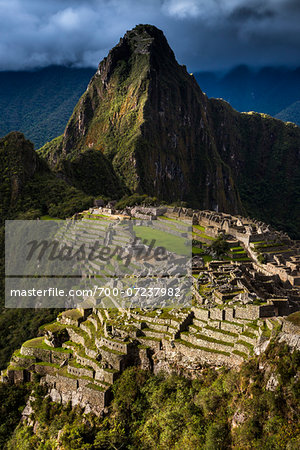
[39,24,300,236]
[208,100,300,236]
[40,25,242,214]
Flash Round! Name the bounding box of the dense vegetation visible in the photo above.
[194,65,300,126]
[209,102,300,239]
[0,132,94,223]
[115,193,158,210]
[38,25,300,238]
[0,383,31,448]
[0,131,94,370]
[0,65,299,151]
[0,66,94,148]
[276,101,300,127]
[5,341,299,449]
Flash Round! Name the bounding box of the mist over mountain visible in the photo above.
[36,25,300,238]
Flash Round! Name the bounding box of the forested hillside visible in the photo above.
[3,339,300,449]
[0,66,94,148]
[194,65,300,126]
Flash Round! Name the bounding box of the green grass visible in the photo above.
[22,337,52,350]
[40,215,59,220]
[58,366,78,380]
[222,320,244,328]
[205,325,238,337]
[39,322,66,333]
[192,247,213,263]
[286,311,300,326]
[261,325,271,338]
[68,359,90,369]
[192,247,203,254]
[12,350,33,360]
[81,320,96,334]
[192,230,216,241]
[246,321,259,331]
[138,336,161,343]
[236,340,254,350]
[182,332,234,347]
[7,365,25,372]
[133,225,190,255]
[35,362,60,368]
[22,337,72,354]
[193,225,205,232]
[83,213,111,219]
[241,331,256,339]
[103,367,118,373]
[232,349,248,359]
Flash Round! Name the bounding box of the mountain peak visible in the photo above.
[95,24,176,85]
[123,24,174,56]
[124,24,165,41]
[39,26,300,236]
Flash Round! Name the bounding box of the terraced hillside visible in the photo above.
[2,206,300,417]
[2,303,282,416]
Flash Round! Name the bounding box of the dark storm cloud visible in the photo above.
[0,0,299,71]
[229,4,275,22]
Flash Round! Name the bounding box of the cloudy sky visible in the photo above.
[0,0,300,71]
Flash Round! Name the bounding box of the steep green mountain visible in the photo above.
[0,66,94,149]
[40,24,300,238]
[276,101,300,127]
[0,131,94,222]
[1,65,300,150]
[39,25,244,214]
[194,65,300,125]
[209,103,300,238]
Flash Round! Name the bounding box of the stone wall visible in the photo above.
[95,368,118,384]
[44,374,110,416]
[180,332,233,353]
[173,341,242,368]
[21,346,51,361]
[210,308,225,321]
[99,337,128,353]
[68,365,94,378]
[66,328,85,346]
[34,364,58,377]
[192,307,210,321]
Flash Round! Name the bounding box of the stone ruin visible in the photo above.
[2,207,300,416]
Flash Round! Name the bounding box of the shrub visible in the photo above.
[257,253,267,264]
[115,193,158,210]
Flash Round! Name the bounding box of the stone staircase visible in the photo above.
[1,305,275,414]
